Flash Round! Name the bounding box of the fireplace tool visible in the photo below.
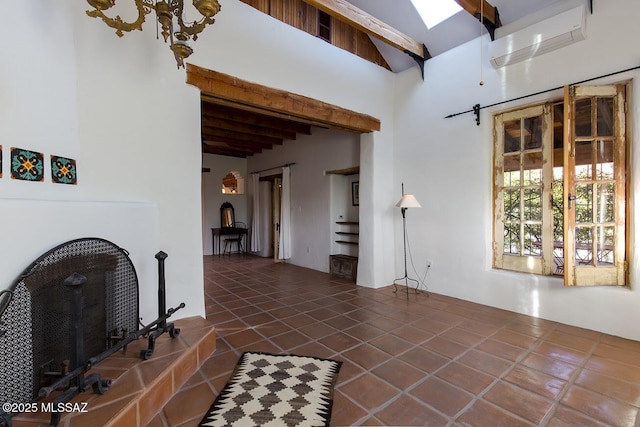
[0,244,185,427]
[38,251,184,427]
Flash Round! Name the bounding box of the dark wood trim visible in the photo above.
[453,0,501,30]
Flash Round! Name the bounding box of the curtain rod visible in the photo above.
[444,63,640,124]
[251,162,296,174]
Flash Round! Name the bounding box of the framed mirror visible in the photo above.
[220,202,235,228]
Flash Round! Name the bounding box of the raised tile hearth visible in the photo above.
[10,317,215,427]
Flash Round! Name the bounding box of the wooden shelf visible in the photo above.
[335,240,358,245]
[334,222,358,253]
[326,166,359,176]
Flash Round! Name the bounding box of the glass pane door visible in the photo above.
[563,85,626,286]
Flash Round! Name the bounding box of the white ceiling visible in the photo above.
[346,0,580,72]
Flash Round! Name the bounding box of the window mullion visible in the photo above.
[519,146,525,255]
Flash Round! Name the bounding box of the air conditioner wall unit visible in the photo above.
[488,5,586,68]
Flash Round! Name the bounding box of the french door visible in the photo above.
[563,84,627,286]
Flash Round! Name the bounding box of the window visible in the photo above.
[493,84,628,286]
[318,10,331,42]
[410,0,462,29]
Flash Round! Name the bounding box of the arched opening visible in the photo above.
[221,171,244,194]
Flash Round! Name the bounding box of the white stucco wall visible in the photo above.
[1,1,204,321]
[72,3,205,319]
[392,0,640,340]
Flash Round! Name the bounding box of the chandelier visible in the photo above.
[86,0,221,68]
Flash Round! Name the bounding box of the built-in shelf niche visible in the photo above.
[335,221,359,246]
[328,167,359,282]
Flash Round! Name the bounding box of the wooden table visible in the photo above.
[212,227,248,255]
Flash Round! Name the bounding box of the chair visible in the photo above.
[223,222,246,255]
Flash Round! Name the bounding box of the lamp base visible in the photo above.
[393,275,426,297]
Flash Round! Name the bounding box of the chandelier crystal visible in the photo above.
[86,0,221,68]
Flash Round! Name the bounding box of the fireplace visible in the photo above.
[0,238,184,427]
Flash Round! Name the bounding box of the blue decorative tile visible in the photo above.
[51,155,77,185]
[10,147,44,181]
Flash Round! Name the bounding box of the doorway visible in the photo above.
[258,174,283,261]
[190,65,380,262]
[272,177,282,262]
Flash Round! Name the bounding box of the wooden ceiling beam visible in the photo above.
[203,139,267,152]
[202,117,298,141]
[202,127,283,146]
[202,108,304,135]
[302,0,426,60]
[202,105,312,135]
[203,144,254,158]
[453,0,501,38]
[187,64,380,133]
[201,136,271,152]
[204,96,337,132]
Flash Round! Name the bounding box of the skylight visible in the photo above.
[411,0,463,29]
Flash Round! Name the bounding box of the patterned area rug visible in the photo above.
[199,352,342,427]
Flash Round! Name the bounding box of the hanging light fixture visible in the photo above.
[86,0,221,68]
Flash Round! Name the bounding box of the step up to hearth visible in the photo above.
[11,316,216,427]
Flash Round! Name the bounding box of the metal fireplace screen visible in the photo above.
[0,238,139,406]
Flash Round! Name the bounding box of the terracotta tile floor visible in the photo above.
[151,255,640,426]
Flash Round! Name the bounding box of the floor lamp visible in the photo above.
[393,184,421,296]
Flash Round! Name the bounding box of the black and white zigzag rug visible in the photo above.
[199,352,342,427]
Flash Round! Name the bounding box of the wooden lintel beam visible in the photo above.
[453,0,501,37]
[187,64,380,133]
[302,0,425,60]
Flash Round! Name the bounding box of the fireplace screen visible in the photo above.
[0,238,139,412]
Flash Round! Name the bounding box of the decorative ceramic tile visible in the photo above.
[10,147,44,181]
[50,155,77,185]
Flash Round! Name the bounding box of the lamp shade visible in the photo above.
[396,194,421,208]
